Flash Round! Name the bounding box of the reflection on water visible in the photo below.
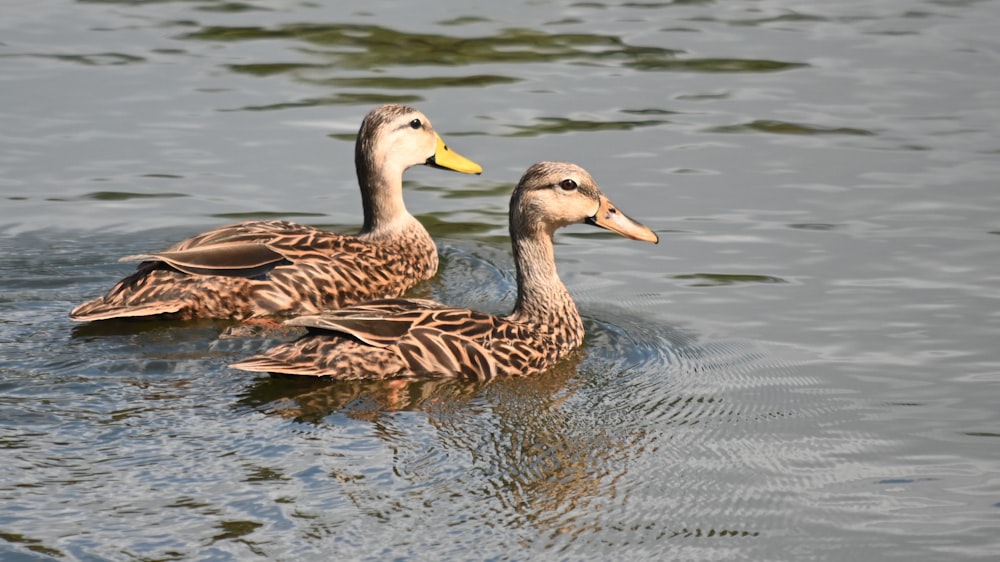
[239,373,494,421]
[181,21,804,114]
[83,190,189,201]
[181,23,686,68]
[671,272,788,287]
[706,119,875,136]
[188,22,804,74]
[503,115,668,137]
[3,0,1000,559]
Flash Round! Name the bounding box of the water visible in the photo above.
[2,0,1000,560]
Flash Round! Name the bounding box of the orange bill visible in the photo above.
[585,195,659,243]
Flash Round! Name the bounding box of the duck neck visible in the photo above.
[508,227,584,345]
[355,138,411,239]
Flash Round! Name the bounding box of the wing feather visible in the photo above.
[120,242,287,278]
[396,327,498,380]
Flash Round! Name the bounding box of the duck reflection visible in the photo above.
[237,350,585,421]
[238,371,489,423]
[235,348,652,537]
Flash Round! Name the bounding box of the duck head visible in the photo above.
[510,161,659,243]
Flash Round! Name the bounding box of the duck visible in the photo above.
[70,104,483,322]
[229,161,659,380]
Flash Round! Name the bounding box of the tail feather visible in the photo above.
[230,356,320,376]
[69,298,184,321]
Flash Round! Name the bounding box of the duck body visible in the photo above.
[231,161,658,380]
[72,218,436,321]
[229,294,583,380]
[70,104,482,322]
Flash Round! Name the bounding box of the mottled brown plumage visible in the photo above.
[70,104,482,321]
[230,161,659,380]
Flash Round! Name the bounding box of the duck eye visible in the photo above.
[559,179,578,191]
[409,118,422,130]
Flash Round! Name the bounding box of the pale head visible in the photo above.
[355,104,481,183]
[354,104,481,234]
[510,161,659,243]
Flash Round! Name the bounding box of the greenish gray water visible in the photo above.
[2,0,1000,560]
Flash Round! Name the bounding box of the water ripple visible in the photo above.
[707,119,875,136]
[177,20,806,81]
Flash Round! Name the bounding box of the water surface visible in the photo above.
[2,0,1000,560]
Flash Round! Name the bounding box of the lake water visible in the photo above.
[2,0,1000,560]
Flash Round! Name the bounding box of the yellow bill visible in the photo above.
[426,134,483,175]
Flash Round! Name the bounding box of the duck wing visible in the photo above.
[271,300,502,379]
[120,242,287,278]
